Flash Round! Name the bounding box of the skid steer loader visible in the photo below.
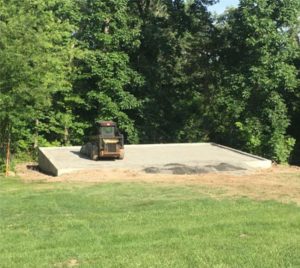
[80,121,124,160]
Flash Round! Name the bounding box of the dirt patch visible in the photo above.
[54,258,79,267]
[16,163,300,204]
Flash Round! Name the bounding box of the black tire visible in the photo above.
[90,144,98,160]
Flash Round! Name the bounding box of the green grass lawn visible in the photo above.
[0,177,300,268]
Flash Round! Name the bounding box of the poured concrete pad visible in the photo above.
[38,143,271,176]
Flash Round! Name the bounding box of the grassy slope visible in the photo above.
[0,178,299,268]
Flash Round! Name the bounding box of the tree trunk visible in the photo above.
[64,126,69,146]
[34,118,39,149]
[5,133,10,177]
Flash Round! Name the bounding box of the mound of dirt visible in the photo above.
[15,163,300,205]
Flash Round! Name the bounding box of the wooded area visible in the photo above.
[0,0,299,166]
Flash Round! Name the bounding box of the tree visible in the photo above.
[287,32,300,164]
[0,0,73,159]
[71,0,142,143]
[212,0,300,162]
[131,0,216,142]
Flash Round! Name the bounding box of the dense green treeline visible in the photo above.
[0,0,299,164]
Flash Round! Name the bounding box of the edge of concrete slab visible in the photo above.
[38,148,59,176]
[125,143,208,148]
[210,143,272,169]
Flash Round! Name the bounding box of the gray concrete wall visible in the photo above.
[38,148,58,176]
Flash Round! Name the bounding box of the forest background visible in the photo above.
[0,0,299,166]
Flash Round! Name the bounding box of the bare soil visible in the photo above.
[16,163,300,205]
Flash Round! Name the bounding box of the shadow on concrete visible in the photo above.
[70,151,117,161]
[143,162,246,175]
[71,151,90,160]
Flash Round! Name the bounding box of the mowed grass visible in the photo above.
[0,178,300,268]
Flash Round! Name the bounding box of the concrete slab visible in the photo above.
[38,143,272,176]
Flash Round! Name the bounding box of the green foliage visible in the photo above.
[209,0,300,162]
[72,0,142,143]
[131,0,216,143]
[0,0,73,155]
[0,0,300,163]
